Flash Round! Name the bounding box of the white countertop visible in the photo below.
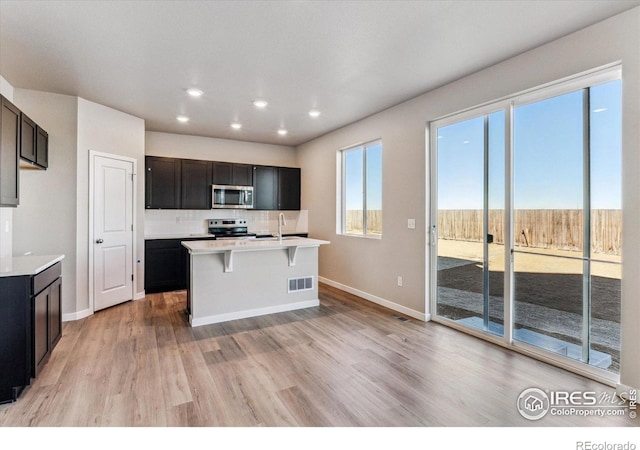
[0,254,65,278]
[182,237,329,254]
[145,233,216,240]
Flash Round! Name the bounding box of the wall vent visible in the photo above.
[288,276,314,293]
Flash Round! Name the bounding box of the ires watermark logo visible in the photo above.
[516,387,636,421]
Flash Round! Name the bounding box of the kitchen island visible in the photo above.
[182,237,329,327]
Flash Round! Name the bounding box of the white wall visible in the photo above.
[12,90,79,316]
[77,98,146,308]
[297,8,640,389]
[0,75,14,260]
[146,131,297,167]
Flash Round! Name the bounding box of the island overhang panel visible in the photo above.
[183,238,329,327]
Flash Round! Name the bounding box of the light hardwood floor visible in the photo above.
[0,283,636,427]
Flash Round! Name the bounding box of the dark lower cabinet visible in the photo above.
[145,237,216,294]
[33,276,61,377]
[0,261,62,403]
[144,239,185,293]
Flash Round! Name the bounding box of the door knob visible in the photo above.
[96,239,104,244]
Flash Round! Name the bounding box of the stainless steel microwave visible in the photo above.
[211,185,254,209]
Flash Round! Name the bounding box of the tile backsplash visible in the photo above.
[145,209,308,237]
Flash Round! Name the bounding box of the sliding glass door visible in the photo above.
[430,67,622,376]
[512,79,622,373]
[434,110,504,336]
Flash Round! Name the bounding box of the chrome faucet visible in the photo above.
[278,212,286,241]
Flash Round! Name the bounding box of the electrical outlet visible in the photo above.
[408,219,416,229]
[397,276,403,287]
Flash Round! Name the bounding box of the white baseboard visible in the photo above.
[318,276,427,321]
[190,299,320,327]
[135,290,145,300]
[62,308,92,322]
[616,383,639,399]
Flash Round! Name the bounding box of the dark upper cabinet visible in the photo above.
[181,159,211,209]
[0,95,20,207]
[253,165,278,210]
[143,156,298,210]
[278,167,301,210]
[212,161,232,185]
[212,162,253,186]
[20,114,48,170]
[145,156,181,209]
[232,164,253,186]
[36,126,48,169]
[20,113,37,163]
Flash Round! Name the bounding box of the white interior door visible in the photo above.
[93,155,134,311]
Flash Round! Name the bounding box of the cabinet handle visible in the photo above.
[96,239,104,244]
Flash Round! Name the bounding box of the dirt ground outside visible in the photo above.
[436,239,621,373]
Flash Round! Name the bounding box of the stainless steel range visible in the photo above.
[208,219,256,240]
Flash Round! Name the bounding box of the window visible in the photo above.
[339,140,382,237]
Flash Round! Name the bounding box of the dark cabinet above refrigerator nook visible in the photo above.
[145,155,301,211]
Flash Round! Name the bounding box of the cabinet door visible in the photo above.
[20,113,37,163]
[49,278,62,349]
[0,95,21,207]
[144,240,185,293]
[0,276,31,403]
[212,162,232,185]
[33,289,49,377]
[277,167,301,210]
[181,159,211,209]
[232,164,253,186]
[36,126,48,169]
[253,166,278,210]
[145,156,181,209]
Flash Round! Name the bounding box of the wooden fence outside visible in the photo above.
[346,210,382,235]
[437,209,621,255]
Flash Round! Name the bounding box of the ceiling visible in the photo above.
[1,1,638,146]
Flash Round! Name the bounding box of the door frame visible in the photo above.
[88,150,137,314]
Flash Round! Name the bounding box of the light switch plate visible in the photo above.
[408,219,416,229]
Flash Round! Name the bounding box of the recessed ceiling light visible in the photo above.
[253,99,268,108]
[309,110,321,118]
[176,115,189,123]
[277,129,288,136]
[231,122,242,130]
[187,88,203,97]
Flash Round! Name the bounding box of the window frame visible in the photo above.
[338,139,383,238]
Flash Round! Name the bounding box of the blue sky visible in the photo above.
[345,142,382,210]
[437,79,621,210]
